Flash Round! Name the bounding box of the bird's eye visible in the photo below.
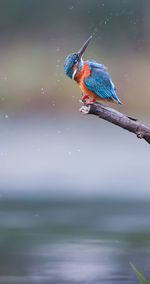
[74,59,77,63]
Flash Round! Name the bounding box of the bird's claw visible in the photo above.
[85,99,95,105]
[81,95,89,101]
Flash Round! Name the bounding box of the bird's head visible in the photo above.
[64,36,92,79]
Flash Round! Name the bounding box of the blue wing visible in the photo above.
[84,60,121,103]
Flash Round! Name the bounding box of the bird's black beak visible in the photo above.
[77,35,92,59]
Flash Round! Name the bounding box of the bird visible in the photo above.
[64,36,122,105]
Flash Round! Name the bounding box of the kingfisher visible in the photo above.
[64,36,122,105]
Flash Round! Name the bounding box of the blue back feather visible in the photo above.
[87,60,107,71]
[84,60,121,103]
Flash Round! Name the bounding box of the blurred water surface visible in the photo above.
[0,199,150,284]
[0,115,149,198]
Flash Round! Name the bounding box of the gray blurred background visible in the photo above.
[0,1,150,283]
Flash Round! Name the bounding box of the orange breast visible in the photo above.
[73,62,100,100]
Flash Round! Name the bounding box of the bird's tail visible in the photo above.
[112,97,122,104]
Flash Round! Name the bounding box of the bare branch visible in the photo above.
[80,100,150,144]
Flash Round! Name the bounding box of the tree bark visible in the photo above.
[80,100,150,144]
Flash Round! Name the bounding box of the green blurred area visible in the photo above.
[0,0,150,115]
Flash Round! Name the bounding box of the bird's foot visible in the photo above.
[86,99,95,104]
[81,94,89,101]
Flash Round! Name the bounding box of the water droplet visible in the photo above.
[69,5,74,10]
[94,27,98,33]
